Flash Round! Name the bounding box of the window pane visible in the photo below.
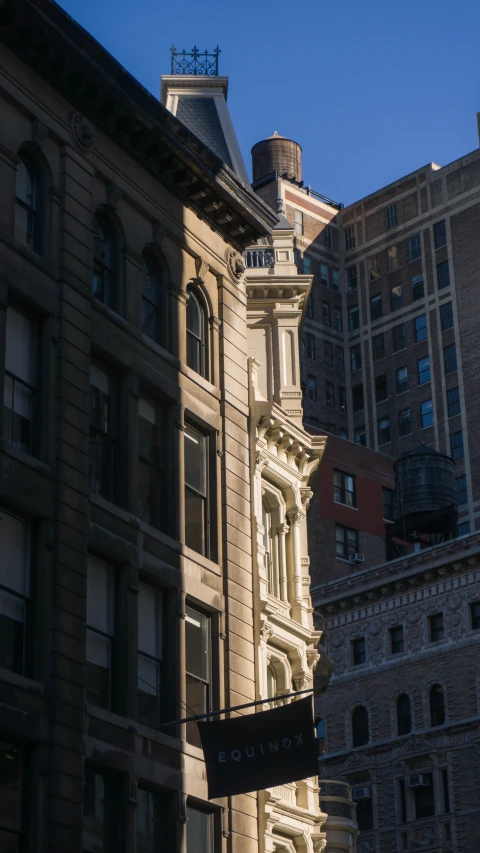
[0,743,21,835]
[138,585,161,658]
[0,590,25,675]
[0,512,29,595]
[186,607,209,680]
[138,654,161,723]
[5,309,34,384]
[186,808,213,853]
[86,630,110,708]
[185,426,207,496]
[87,557,113,634]
[83,769,105,853]
[137,789,155,853]
[440,302,453,330]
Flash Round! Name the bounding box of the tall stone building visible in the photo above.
[0,2,347,853]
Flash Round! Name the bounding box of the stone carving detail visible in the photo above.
[151,218,166,243]
[106,181,122,208]
[71,112,94,150]
[357,841,375,853]
[313,839,327,853]
[260,622,274,644]
[195,257,209,282]
[32,119,48,148]
[306,650,320,671]
[406,607,423,652]
[226,248,246,284]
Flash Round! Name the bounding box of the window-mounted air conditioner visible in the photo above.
[353,787,371,801]
[408,775,430,788]
[348,553,364,564]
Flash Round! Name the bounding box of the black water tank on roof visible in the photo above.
[394,444,456,522]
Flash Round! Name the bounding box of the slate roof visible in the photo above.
[176,97,233,168]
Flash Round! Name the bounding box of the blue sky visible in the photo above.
[58,0,480,205]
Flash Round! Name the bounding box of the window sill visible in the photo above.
[181,363,221,400]
[0,440,51,477]
[0,666,44,695]
[182,543,221,577]
[86,703,182,749]
[333,501,358,511]
[89,492,182,555]
[427,637,448,647]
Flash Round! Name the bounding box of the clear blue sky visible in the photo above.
[58,0,480,206]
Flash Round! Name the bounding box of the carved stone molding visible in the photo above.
[70,111,94,151]
[195,256,209,282]
[260,621,274,644]
[226,247,246,284]
[32,119,48,148]
[106,180,122,208]
[151,218,167,244]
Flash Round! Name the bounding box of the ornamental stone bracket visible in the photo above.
[226,247,246,285]
[195,256,209,283]
[70,111,94,152]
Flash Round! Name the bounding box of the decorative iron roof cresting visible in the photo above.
[170,46,221,76]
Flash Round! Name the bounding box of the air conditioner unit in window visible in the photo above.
[408,775,430,788]
[353,787,371,801]
[348,553,364,564]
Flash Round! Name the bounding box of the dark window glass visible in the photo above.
[414,773,434,819]
[142,254,165,344]
[326,382,334,408]
[385,203,398,230]
[339,386,347,414]
[138,584,163,726]
[89,365,115,501]
[440,301,453,331]
[397,693,411,734]
[372,334,385,361]
[83,769,108,852]
[447,387,460,417]
[399,778,407,823]
[388,245,399,271]
[336,347,345,372]
[320,264,328,287]
[443,344,457,373]
[3,307,35,454]
[138,398,163,529]
[15,156,40,253]
[352,706,369,746]
[398,408,412,436]
[393,323,406,352]
[352,638,366,666]
[375,374,388,403]
[409,234,421,260]
[137,788,166,853]
[429,613,444,642]
[455,475,467,506]
[347,266,357,290]
[0,512,29,676]
[324,341,332,366]
[86,556,114,710]
[185,607,211,747]
[370,294,382,321]
[391,626,405,655]
[306,295,314,319]
[307,375,317,401]
[324,225,332,249]
[450,430,464,460]
[433,220,447,249]
[377,417,390,445]
[437,260,450,290]
[334,470,356,507]
[303,254,312,274]
[396,366,409,394]
[470,601,480,630]
[390,284,403,311]
[335,525,358,559]
[417,356,431,385]
[294,209,303,235]
[186,806,214,853]
[186,290,207,378]
[322,301,331,326]
[369,255,380,281]
[184,425,209,556]
[306,333,315,359]
[352,384,364,412]
[333,306,342,331]
[316,718,326,755]
[412,275,424,301]
[458,521,470,536]
[93,216,114,307]
[332,269,340,292]
[356,797,373,832]
[414,314,427,342]
[350,344,362,372]
[355,427,366,447]
[420,399,434,428]
[345,226,355,250]
[0,742,22,851]
[430,685,445,726]
[348,305,359,331]
[382,487,395,521]
[442,769,450,814]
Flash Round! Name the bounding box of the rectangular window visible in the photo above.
[396,366,409,394]
[455,475,468,506]
[137,788,167,852]
[294,209,303,236]
[307,375,317,401]
[370,294,382,321]
[186,806,214,853]
[89,364,115,501]
[333,306,342,331]
[352,637,366,666]
[4,307,35,453]
[86,556,114,710]
[345,225,355,250]
[386,203,398,230]
[447,387,460,417]
[442,769,450,814]
[184,424,209,556]
[450,430,464,460]
[306,333,315,359]
[324,225,333,249]
[414,773,435,819]
[336,524,358,559]
[398,407,412,436]
[443,344,457,373]
[429,612,444,642]
[336,347,345,372]
[388,245,399,271]
[326,381,334,408]
[348,305,359,331]
[377,416,390,445]
[352,384,364,413]
[375,374,388,403]
[0,511,30,676]
[417,356,431,385]
[334,470,356,507]
[83,768,112,852]
[390,625,404,654]
[322,301,331,326]
[414,314,427,342]
[306,295,314,319]
[433,219,447,249]
[470,602,480,630]
[138,583,163,725]
[138,398,163,529]
[347,266,358,291]
[383,487,396,521]
[339,386,347,414]
[437,260,450,290]
[409,234,421,260]
[399,779,407,824]
[355,427,366,446]
[350,344,362,372]
[420,399,434,428]
[412,274,424,301]
[320,264,328,287]
[0,741,22,850]
[332,269,340,292]
[324,341,333,367]
[390,284,403,311]
[458,521,470,536]
[393,323,406,352]
[440,301,453,330]
[368,255,380,281]
[372,334,385,361]
[185,606,211,747]
[303,254,312,274]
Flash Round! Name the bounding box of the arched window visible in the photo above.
[262,498,280,599]
[93,215,114,307]
[267,664,277,708]
[397,693,412,735]
[430,685,445,727]
[142,252,166,344]
[15,155,40,252]
[316,717,326,756]
[352,706,369,747]
[186,288,207,378]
